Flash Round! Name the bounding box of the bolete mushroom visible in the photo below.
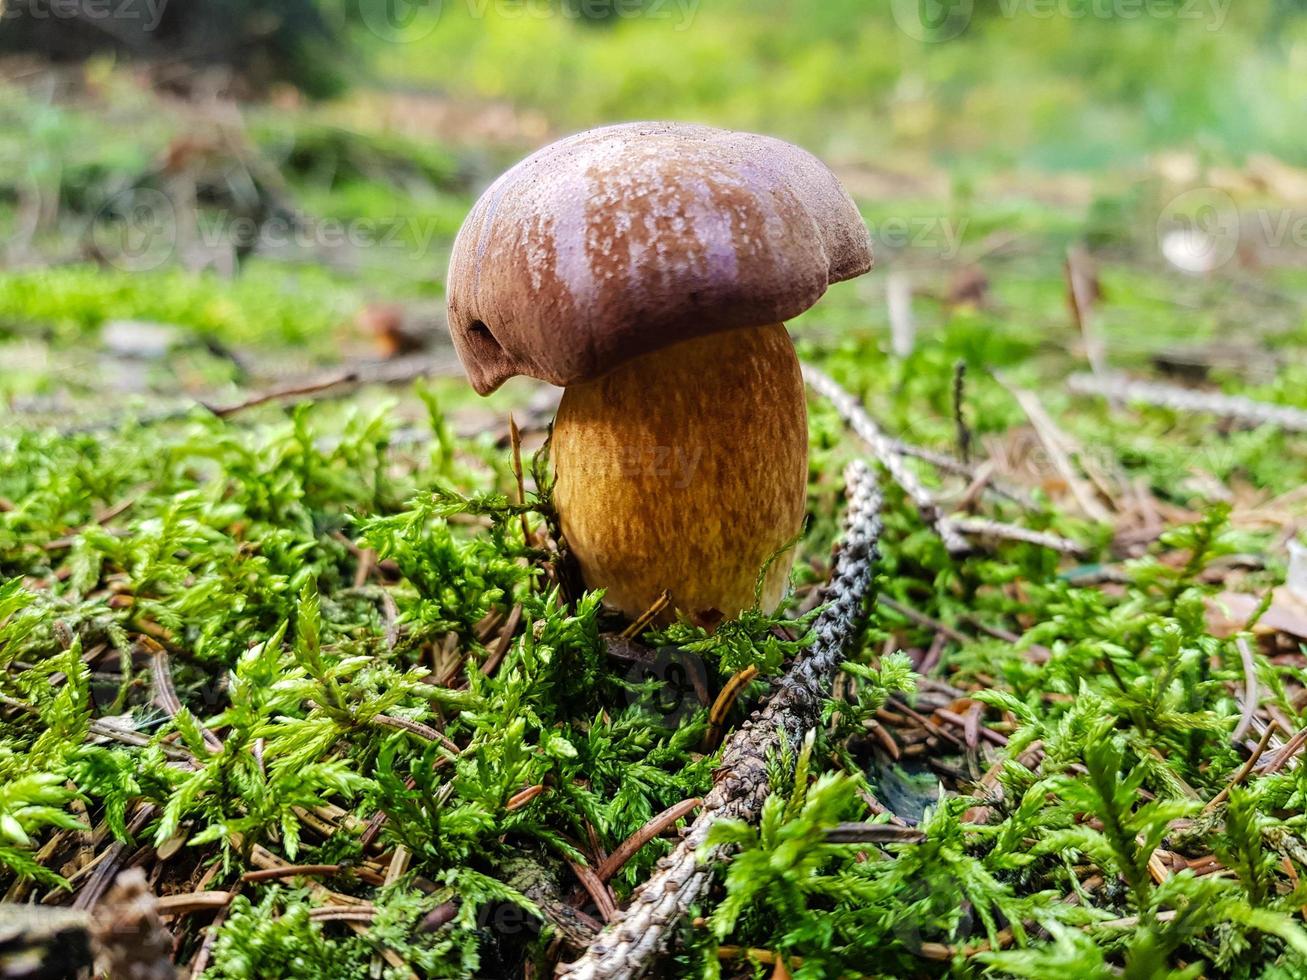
[446,122,871,624]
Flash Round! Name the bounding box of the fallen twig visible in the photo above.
[949,516,1085,556]
[703,666,758,751]
[240,864,346,884]
[1205,723,1278,813]
[804,365,968,553]
[56,353,460,435]
[1068,372,1307,433]
[557,460,884,979]
[822,822,926,845]
[805,365,1077,556]
[566,859,618,923]
[999,376,1113,523]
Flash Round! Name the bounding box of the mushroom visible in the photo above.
[446,122,871,625]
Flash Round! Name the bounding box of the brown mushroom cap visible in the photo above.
[446,122,872,394]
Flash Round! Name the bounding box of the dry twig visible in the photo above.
[803,365,967,553]
[1068,372,1307,433]
[805,365,1078,555]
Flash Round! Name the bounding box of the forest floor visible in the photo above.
[3,64,1307,978]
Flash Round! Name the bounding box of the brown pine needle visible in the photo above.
[622,589,671,639]
[479,603,524,678]
[370,714,460,754]
[155,891,233,916]
[1206,722,1279,812]
[506,784,546,811]
[567,858,618,922]
[596,798,702,883]
[241,864,346,884]
[703,665,759,751]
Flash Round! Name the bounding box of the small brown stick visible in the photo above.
[156,891,233,916]
[956,460,996,513]
[58,354,460,435]
[566,859,618,922]
[309,906,377,924]
[72,804,157,911]
[877,596,971,646]
[506,784,547,811]
[999,376,1112,523]
[208,369,361,417]
[822,822,926,845]
[240,864,346,884]
[479,604,524,678]
[889,697,965,750]
[384,846,412,887]
[716,947,803,968]
[1232,636,1260,747]
[1067,372,1307,433]
[856,786,908,826]
[1092,909,1179,931]
[622,590,671,640]
[1145,844,1171,886]
[1065,245,1108,384]
[1282,858,1307,920]
[885,439,1034,510]
[596,798,702,883]
[371,714,460,754]
[188,882,242,978]
[865,720,902,761]
[936,708,1007,747]
[1262,724,1307,776]
[353,549,377,589]
[1206,723,1278,812]
[148,643,223,752]
[703,666,759,751]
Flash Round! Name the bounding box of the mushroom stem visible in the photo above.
[553,323,808,625]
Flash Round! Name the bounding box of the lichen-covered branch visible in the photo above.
[950,516,1085,556]
[806,365,1084,555]
[1067,372,1307,433]
[803,363,970,554]
[556,461,883,980]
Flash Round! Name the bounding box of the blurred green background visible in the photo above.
[1,0,1305,416]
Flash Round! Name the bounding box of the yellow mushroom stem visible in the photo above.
[552,323,808,625]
